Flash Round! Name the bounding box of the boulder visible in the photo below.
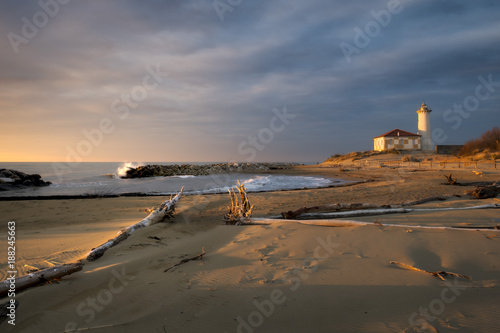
[0,168,52,191]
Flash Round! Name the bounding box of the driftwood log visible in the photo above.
[468,181,500,199]
[86,188,183,261]
[281,203,395,219]
[281,195,459,219]
[297,203,499,219]
[299,207,409,219]
[253,203,500,231]
[0,263,83,298]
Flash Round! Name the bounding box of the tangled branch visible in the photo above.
[224,181,254,225]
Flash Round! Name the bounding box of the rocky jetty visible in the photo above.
[121,163,296,179]
[0,169,52,191]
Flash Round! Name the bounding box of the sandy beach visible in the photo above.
[3,0,500,331]
[2,0,500,331]
[1,163,499,332]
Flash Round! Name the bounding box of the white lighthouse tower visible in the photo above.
[417,101,433,151]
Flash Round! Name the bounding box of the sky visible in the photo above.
[0,0,499,163]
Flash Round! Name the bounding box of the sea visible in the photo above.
[0,162,346,198]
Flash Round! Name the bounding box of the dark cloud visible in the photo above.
[0,0,499,162]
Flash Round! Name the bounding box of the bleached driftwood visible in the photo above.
[86,188,183,261]
[300,207,410,219]
[390,261,471,281]
[252,203,500,231]
[281,195,459,219]
[0,263,83,298]
[281,203,394,219]
[280,199,493,219]
[298,203,499,219]
[224,181,254,225]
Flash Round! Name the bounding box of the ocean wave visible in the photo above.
[242,175,334,192]
[181,175,336,195]
[116,162,144,178]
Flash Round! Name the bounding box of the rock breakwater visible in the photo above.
[121,163,297,179]
[0,169,52,191]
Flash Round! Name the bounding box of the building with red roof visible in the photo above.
[373,129,421,151]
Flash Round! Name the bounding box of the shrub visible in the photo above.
[459,127,500,156]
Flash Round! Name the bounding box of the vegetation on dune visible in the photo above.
[325,151,376,163]
[459,127,500,158]
[323,149,402,163]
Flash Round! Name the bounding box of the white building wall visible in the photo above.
[373,137,421,151]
